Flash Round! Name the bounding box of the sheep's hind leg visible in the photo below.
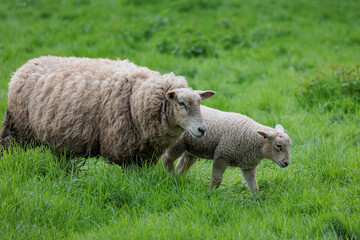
[176,152,197,175]
[0,135,11,153]
[0,110,19,152]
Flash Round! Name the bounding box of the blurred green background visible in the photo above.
[1,0,359,239]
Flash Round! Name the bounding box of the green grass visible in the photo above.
[1,0,360,239]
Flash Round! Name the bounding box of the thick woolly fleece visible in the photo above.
[162,105,291,192]
[0,56,191,165]
[164,106,278,168]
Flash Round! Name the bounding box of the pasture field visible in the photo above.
[1,0,360,239]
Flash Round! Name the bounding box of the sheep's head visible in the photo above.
[257,124,291,168]
[166,88,215,138]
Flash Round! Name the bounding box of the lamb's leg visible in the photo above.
[176,152,197,175]
[161,143,185,173]
[161,150,178,173]
[210,159,227,188]
[241,167,259,195]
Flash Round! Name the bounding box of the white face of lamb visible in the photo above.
[257,126,291,168]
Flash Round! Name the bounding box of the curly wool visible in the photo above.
[1,56,189,165]
[165,106,277,168]
[162,105,291,194]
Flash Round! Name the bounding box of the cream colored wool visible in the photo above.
[162,105,291,194]
[0,56,212,166]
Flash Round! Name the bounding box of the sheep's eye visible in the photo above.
[276,144,282,151]
[178,101,185,107]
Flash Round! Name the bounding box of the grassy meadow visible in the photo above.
[1,0,360,239]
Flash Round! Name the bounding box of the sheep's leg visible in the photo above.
[161,150,178,173]
[0,136,11,152]
[0,109,22,152]
[210,159,227,188]
[241,167,259,195]
[176,152,197,175]
[161,143,185,173]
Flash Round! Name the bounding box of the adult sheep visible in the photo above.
[0,56,215,166]
[162,105,291,194]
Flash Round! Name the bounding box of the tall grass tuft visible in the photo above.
[296,65,360,112]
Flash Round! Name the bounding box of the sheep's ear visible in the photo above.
[166,90,177,101]
[257,131,267,139]
[257,130,276,140]
[276,124,285,132]
[195,90,216,101]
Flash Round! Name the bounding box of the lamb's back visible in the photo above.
[183,106,271,166]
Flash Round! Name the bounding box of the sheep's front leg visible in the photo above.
[176,152,197,175]
[161,143,185,173]
[241,167,259,195]
[161,150,177,173]
[210,159,227,188]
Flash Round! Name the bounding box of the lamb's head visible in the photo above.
[257,124,291,168]
[166,88,215,138]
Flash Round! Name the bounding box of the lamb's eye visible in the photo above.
[178,101,185,107]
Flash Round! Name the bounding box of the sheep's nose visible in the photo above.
[283,161,289,167]
[198,127,205,136]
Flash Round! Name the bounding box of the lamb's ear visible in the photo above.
[195,90,216,101]
[166,90,177,101]
[257,130,276,140]
[257,131,267,139]
[276,124,285,132]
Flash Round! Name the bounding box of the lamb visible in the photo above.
[162,105,291,194]
[0,56,215,166]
